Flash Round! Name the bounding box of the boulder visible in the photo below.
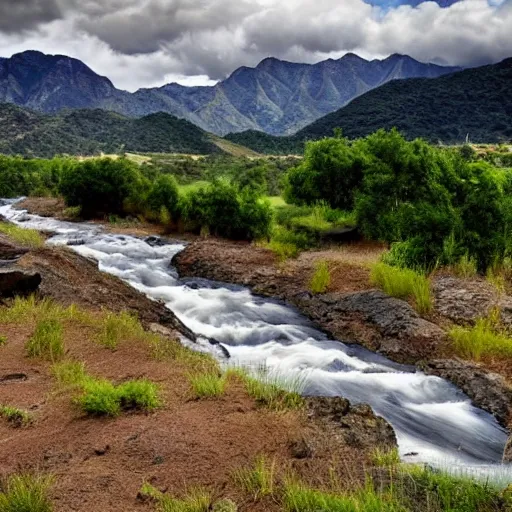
[0,269,41,297]
[299,290,445,363]
[421,359,512,426]
[306,396,397,450]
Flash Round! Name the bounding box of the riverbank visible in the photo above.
[0,228,396,511]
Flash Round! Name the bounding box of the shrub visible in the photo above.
[26,318,64,361]
[309,261,331,294]
[59,157,149,218]
[180,180,272,240]
[0,405,33,428]
[188,372,227,399]
[370,263,432,315]
[0,474,54,512]
[145,174,180,220]
[116,379,161,411]
[0,223,44,249]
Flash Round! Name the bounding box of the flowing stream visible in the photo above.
[1,200,511,483]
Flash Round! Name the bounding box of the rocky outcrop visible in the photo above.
[306,396,397,450]
[433,276,512,328]
[0,237,29,261]
[297,290,445,364]
[421,359,512,426]
[0,268,41,297]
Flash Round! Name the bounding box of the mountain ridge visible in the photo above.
[0,50,460,136]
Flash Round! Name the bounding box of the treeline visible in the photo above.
[285,129,512,270]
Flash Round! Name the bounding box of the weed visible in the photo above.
[449,310,512,360]
[453,253,478,279]
[229,367,305,411]
[0,405,33,427]
[26,318,64,361]
[370,263,432,315]
[371,447,401,467]
[51,360,88,389]
[116,379,161,411]
[188,372,226,399]
[0,473,54,512]
[0,335,6,346]
[98,311,142,349]
[0,222,44,249]
[139,483,212,512]
[233,456,276,500]
[309,261,330,294]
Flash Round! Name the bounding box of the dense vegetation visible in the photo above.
[285,129,512,271]
[0,104,221,158]
[227,58,512,154]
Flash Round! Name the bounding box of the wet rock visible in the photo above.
[0,269,41,297]
[421,359,512,426]
[301,290,445,363]
[145,236,168,247]
[306,397,397,450]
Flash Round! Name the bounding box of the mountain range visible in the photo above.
[0,50,459,136]
[227,57,512,153]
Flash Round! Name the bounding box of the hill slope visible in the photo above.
[226,58,512,152]
[0,104,220,157]
[0,50,458,136]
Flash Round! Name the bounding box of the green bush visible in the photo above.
[59,157,149,218]
[145,174,180,220]
[180,180,272,240]
[310,261,331,294]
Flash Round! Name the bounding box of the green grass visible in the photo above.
[453,253,478,278]
[370,263,432,315]
[233,456,276,500]
[188,372,227,399]
[0,474,54,512]
[97,311,143,349]
[25,318,64,361]
[0,222,44,249]
[448,312,512,360]
[139,483,212,512]
[266,196,287,208]
[227,367,305,411]
[77,377,161,417]
[309,261,331,294]
[0,405,33,427]
[51,361,88,389]
[370,447,401,467]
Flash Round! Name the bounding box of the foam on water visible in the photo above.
[1,200,511,481]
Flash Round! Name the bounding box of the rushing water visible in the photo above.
[1,200,511,482]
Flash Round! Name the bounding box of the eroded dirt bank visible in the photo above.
[0,233,396,511]
[173,238,512,431]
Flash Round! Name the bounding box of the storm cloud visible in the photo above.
[0,0,510,90]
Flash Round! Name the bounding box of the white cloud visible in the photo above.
[0,0,510,90]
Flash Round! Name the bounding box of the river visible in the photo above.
[1,199,511,484]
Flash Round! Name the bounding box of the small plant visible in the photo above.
[267,240,300,262]
[0,335,6,346]
[449,309,512,360]
[453,253,478,279]
[26,318,64,361]
[0,473,54,512]
[371,447,401,467]
[139,483,212,512]
[188,372,227,399]
[0,405,33,428]
[0,222,44,249]
[309,261,331,294]
[77,377,161,417]
[51,360,88,389]
[98,311,142,349]
[233,457,276,500]
[370,263,432,315]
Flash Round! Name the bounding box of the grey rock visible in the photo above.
[421,359,512,426]
[0,268,41,297]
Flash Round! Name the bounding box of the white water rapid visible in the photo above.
[1,199,511,484]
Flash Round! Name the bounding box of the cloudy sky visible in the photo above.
[0,0,511,91]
